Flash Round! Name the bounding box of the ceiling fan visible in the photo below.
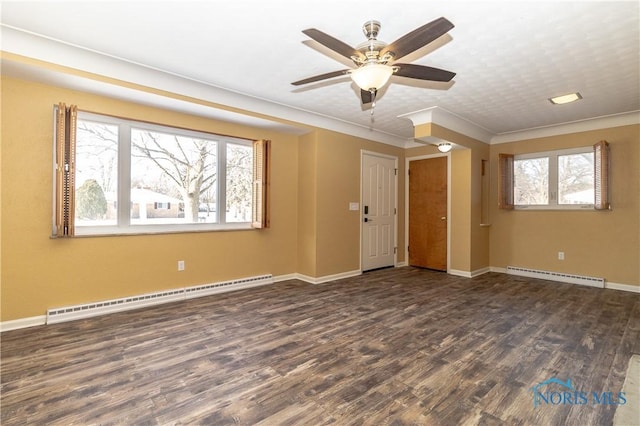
[292,17,456,106]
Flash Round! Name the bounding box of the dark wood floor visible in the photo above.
[2,267,639,425]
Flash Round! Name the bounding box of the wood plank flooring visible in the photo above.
[2,267,639,425]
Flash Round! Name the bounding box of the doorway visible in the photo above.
[407,156,448,271]
[361,152,397,272]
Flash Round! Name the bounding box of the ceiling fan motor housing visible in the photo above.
[354,21,394,64]
[362,20,381,39]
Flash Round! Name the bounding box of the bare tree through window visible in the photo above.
[131,129,218,223]
[514,157,549,205]
[226,143,252,222]
[75,120,118,225]
[73,116,254,230]
[558,153,594,204]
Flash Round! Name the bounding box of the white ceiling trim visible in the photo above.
[490,111,640,144]
[2,24,638,149]
[1,25,410,148]
[1,58,309,135]
[399,106,640,145]
[399,106,494,143]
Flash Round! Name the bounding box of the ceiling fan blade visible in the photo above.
[360,89,377,104]
[302,28,364,61]
[291,69,350,86]
[381,17,454,61]
[394,63,456,82]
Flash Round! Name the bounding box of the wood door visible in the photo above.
[362,153,396,271]
[409,157,447,271]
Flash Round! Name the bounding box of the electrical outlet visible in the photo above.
[558,252,565,260]
[178,260,185,271]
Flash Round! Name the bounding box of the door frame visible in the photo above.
[405,153,451,273]
[360,150,399,272]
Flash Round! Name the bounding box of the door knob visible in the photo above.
[364,217,374,222]
[441,217,447,220]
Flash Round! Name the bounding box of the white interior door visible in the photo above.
[361,152,397,271]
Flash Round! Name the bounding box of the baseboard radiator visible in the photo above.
[46,274,273,325]
[506,266,604,288]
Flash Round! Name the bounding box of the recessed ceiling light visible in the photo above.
[549,92,583,105]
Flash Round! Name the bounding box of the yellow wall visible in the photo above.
[1,76,300,320]
[450,149,472,272]
[314,129,405,277]
[428,125,491,273]
[0,76,407,321]
[296,131,318,277]
[489,125,640,286]
[2,73,638,324]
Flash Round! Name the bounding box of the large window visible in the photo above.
[54,105,269,236]
[498,142,610,211]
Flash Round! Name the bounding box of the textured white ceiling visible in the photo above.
[1,1,639,142]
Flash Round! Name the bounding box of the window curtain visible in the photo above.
[252,139,271,228]
[594,140,610,210]
[54,103,78,237]
[497,153,514,210]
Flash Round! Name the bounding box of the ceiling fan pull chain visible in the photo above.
[370,89,377,115]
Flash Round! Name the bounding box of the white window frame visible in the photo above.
[514,146,595,210]
[73,111,254,236]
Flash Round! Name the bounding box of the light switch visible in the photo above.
[349,202,359,211]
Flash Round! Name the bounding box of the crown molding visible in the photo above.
[400,106,640,146]
[0,25,410,148]
[3,25,637,149]
[490,111,640,144]
[399,106,494,144]
[1,56,313,136]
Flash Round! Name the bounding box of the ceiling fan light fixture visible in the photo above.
[438,142,452,153]
[549,92,582,105]
[350,63,394,91]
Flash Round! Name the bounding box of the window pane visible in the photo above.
[131,129,217,224]
[558,152,594,204]
[75,120,118,226]
[514,157,549,205]
[226,143,252,223]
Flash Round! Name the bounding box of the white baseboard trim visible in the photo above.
[396,261,408,267]
[302,269,363,284]
[448,267,491,278]
[272,273,298,283]
[295,269,362,285]
[448,269,472,278]
[1,315,46,332]
[0,269,363,331]
[471,267,491,277]
[7,268,636,331]
[606,281,640,293]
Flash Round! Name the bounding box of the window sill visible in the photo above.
[514,205,595,211]
[56,223,254,238]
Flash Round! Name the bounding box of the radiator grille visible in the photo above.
[47,274,272,324]
[506,266,604,288]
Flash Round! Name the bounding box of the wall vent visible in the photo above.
[506,266,604,288]
[46,274,273,324]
